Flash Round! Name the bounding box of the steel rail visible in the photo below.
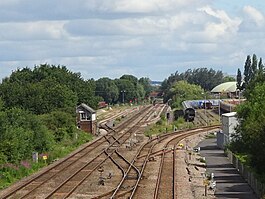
[94,106,161,199]
[2,105,153,199]
[173,144,176,199]
[45,149,117,199]
[44,105,156,198]
[154,147,166,199]
[153,126,220,199]
[2,108,135,199]
[1,135,107,199]
[17,133,120,199]
[128,142,155,198]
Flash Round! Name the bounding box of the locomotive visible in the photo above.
[182,101,196,122]
[184,107,195,122]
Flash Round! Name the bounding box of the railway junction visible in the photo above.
[0,101,257,198]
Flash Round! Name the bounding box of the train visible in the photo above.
[182,101,196,122]
[184,108,195,122]
[220,100,237,113]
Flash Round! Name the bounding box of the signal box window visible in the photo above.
[80,113,91,121]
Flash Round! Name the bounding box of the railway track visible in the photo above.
[194,109,220,126]
[1,104,164,199]
[94,125,219,199]
[87,105,165,199]
[153,126,219,199]
[1,103,219,199]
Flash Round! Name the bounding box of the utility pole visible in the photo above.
[219,92,221,123]
[204,94,207,126]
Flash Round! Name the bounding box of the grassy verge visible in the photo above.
[144,116,195,137]
[0,132,93,190]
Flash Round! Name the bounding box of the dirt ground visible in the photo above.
[176,131,216,199]
[0,126,217,199]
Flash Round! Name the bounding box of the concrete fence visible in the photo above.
[227,150,265,198]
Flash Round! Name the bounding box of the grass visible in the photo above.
[205,132,217,139]
[0,132,93,190]
[199,157,206,163]
[0,161,47,189]
[144,116,195,137]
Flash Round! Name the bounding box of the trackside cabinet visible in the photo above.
[221,112,238,146]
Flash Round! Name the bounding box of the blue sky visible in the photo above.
[0,0,264,81]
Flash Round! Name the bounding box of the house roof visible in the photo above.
[211,81,237,93]
[77,103,96,113]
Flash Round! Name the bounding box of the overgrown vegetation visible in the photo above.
[231,54,265,182]
[144,115,194,137]
[0,64,153,189]
[165,80,205,109]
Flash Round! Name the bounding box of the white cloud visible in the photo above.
[0,1,265,81]
[243,6,264,26]
[198,6,241,40]
[86,0,209,13]
[0,21,67,41]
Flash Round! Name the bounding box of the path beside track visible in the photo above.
[198,138,257,199]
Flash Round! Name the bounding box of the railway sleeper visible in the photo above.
[106,148,116,153]
[133,162,144,167]
[186,167,191,175]
[125,174,138,180]
[110,144,120,147]
[80,169,93,172]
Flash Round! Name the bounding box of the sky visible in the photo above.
[0,0,264,81]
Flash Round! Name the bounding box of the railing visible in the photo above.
[227,150,265,198]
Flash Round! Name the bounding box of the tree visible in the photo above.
[0,64,99,113]
[114,79,135,103]
[161,68,224,102]
[114,75,147,103]
[223,76,235,82]
[135,83,145,101]
[139,77,153,97]
[250,54,258,80]
[0,108,54,163]
[243,55,252,88]
[258,58,264,73]
[39,111,77,142]
[235,83,265,176]
[168,81,204,109]
[120,75,138,86]
[96,77,119,104]
[236,69,242,90]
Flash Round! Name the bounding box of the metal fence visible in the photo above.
[227,150,265,198]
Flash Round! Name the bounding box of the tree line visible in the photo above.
[232,54,265,181]
[95,75,153,105]
[160,67,233,107]
[0,64,153,188]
